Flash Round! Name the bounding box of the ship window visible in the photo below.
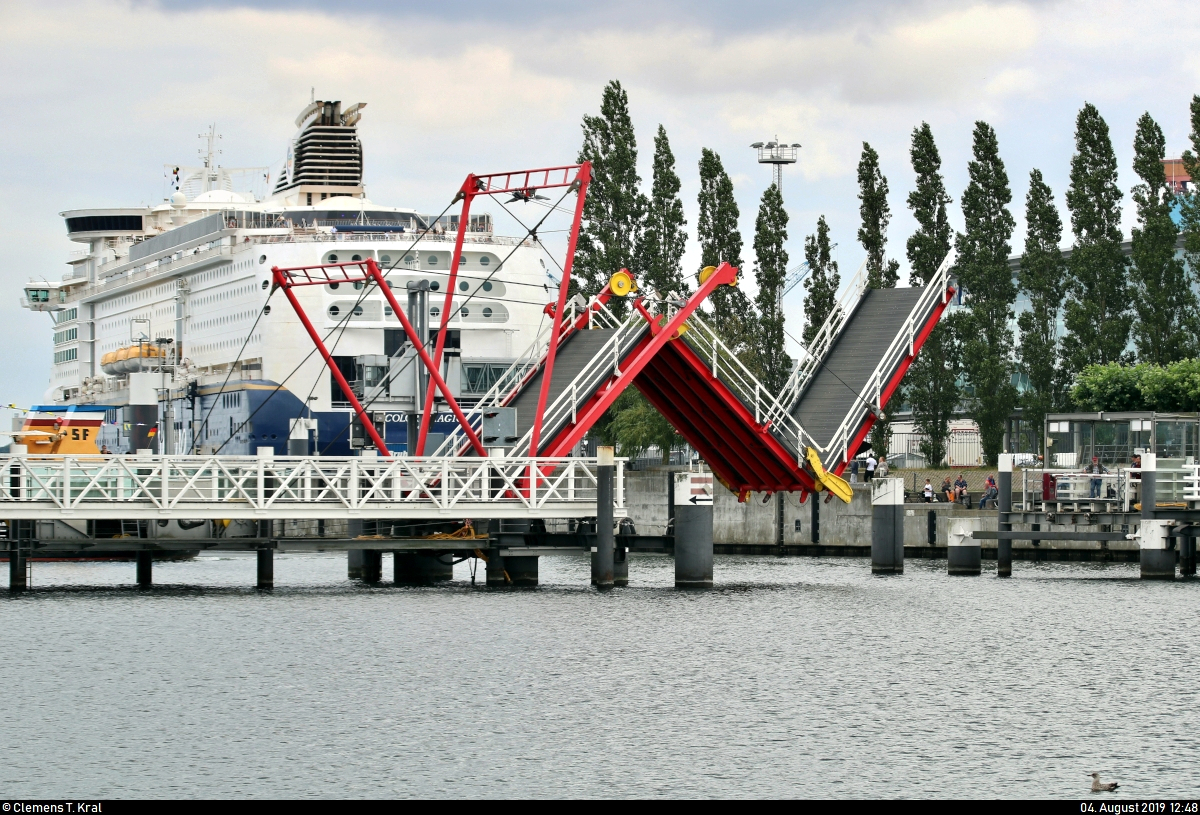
[430,307,440,317]
[353,281,364,290]
[480,256,490,267]
[259,255,267,265]
[328,254,339,263]
[459,281,469,291]
[457,257,466,267]
[482,307,493,318]
[381,255,391,264]
[428,255,438,266]
[460,307,469,317]
[352,254,362,261]
[261,280,269,289]
[429,281,440,291]
[263,305,271,315]
[329,306,340,317]
[353,305,363,316]
[482,281,493,292]
[328,282,340,291]
[384,306,393,316]
[404,255,413,264]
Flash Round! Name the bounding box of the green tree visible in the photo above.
[575,80,646,300]
[1131,111,1197,364]
[637,124,689,296]
[604,388,681,464]
[1017,169,1069,454]
[697,148,755,353]
[857,142,900,289]
[1061,102,1132,374]
[752,184,791,393]
[802,215,840,346]
[955,121,1017,465]
[1183,96,1200,296]
[904,122,958,466]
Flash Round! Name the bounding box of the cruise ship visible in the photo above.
[21,100,554,456]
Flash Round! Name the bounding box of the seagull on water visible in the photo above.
[1089,772,1119,791]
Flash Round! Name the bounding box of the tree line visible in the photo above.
[573,81,1200,466]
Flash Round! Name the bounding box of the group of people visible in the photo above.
[918,473,999,508]
[848,452,889,483]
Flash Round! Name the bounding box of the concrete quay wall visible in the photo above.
[623,470,1138,560]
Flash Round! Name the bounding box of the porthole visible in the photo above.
[328,254,339,263]
[404,255,414,264]
[430,307,440,317]
[459,281,469,291]
[352,254,362,262]
[480,256,490,267]
[261,280,269,290]
[271,434,278,440]
[430,281,440,291]
[457,256,466,267]
[263,305,271,315]
[482,307,493,318]
[428,255,438,266]
[353,305,363,316]
[329,282,340,291]
[482,281,493,292]
[259,255,267,265]
[460,307,469,317]
[384,306,393,316]
[353,281,364,290]
[381,255,391,263]
[329,306,340,317]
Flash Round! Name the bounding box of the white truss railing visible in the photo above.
[811,249,956,469]
[0,453,625,520]
[776,257,870,411]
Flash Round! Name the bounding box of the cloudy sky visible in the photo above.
[1,0,1198,407]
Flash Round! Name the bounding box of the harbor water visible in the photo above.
[2,553,1195,798]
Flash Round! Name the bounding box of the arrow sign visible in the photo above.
[688,494,712,505]
[675,472,714,506]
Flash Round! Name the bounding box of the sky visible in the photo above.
[1,0,1198,408]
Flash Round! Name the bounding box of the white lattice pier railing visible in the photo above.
[0,453,625,520]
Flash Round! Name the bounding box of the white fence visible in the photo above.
[0,453,624,520]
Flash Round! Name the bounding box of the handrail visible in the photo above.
[808,249,956,469]
[776,256,870,410]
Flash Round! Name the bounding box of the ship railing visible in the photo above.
[0,453,624,519]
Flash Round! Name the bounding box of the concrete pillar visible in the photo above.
[394,552,453,584]
[361,549,383,583]
[257,548,273,589]
[948,518,982,576]
[136,550,153,586]
[1180,535,1196,577]
[505,555,539,587]
[871,478,904,574]
[485,548,509,586]
[1140,453,1174,580]
[8,538,26,592]
[592,446,615,588]
[613,544,628,587]
[674,470,714,588]
[347,549,365,580]
[997,454,1013,577]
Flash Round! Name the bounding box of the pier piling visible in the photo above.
[997,454,1013,577]
[871,478,904,574]
[8,539,26,592]
[361,549,383,583]
[136,550,153,587]
[673,469,713,588]
[592,447,615,588]
[1139,454,1175,580]
[1181,535,1196,577]
[505,555,539,587]
[394,552,454,584]
[948,518,982,576]
[257,548,273,589]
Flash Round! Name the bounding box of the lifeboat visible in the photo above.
[101,344,161,375]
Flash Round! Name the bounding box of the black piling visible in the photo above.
[136,550,153,587]
[591,446,615,588]
[257,548,274,589]
[361,549,383,583]
[871,478,904,574]
[997,455,1013,577]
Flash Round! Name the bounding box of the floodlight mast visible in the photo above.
[750,137,801,198]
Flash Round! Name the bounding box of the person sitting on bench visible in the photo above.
[979,475,998,509]
[954,473,969,505]
[942,476,954,503]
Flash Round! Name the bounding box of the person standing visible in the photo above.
[923,478,934,502]
[1085,457,1107,499]
[865,452,877,482]
[876,456,889,478]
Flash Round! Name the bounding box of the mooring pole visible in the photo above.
[8,536,26,592]
[257,547,274,590]
[592,446,615,588]
[997,453,1013,577]
[1139,453,1175,579]
[870,478,904,574]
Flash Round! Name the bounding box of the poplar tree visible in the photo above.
[802,215,840,346]
[1017,169,1069,454]
[1183,96,1200,292]
[575,80,646,299]
[1131,111,1197,364]
[638,125,689,296]
[752,184,791,393]
[904,122,958,467]
[955,121,1016,465]
[1061,103,1131,374]
[697,148,755,352]
[857,142,900,289]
